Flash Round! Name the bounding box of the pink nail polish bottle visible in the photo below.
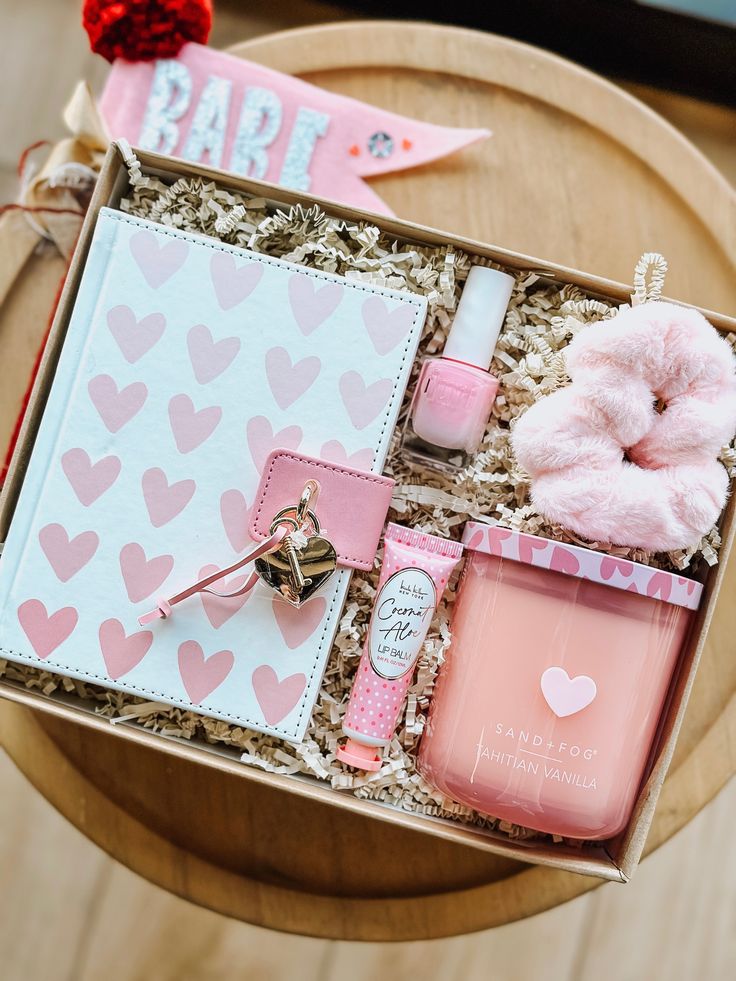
[402,265,514,473]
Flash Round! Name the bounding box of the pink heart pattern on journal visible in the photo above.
[130,230,188,288]
[210,253,264,310]
[178,640,235,704]
[198,565,251,628]
[88,375,147,433]
[288,274,343,335]
[61,448,121,506]
[107,304,165,363]
[246,416,303,473]
[339,372,393,430]
[272,596,327,650]
[119,543,174,603]
[265,347,321,409]
[12,218,423,734]
[141,467,196,528]
[320,440,374,471]
[187,323,240,383]
[362,296,415,355]
[99,618,153,680]
[39,523,99,582]
[168,394,222,453]
[220,489,252,552]
[17,599,78,659]
[252,664,307,726]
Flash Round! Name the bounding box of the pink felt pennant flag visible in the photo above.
[99,42,489,215]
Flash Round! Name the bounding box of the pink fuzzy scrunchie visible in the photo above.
[511,301,736,551]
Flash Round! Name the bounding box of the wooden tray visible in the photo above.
[1,21,735,940]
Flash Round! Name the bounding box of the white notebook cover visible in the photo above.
[0,209,426,739]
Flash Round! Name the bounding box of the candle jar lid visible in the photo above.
[462,522,703,611]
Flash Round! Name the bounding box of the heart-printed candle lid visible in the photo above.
[462,521,703,611]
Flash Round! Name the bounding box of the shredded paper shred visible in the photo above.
[4,169,734,849]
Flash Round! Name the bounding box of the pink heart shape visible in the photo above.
[549,546,580,575]
[246,415,302,473]
[99,618,153,680]
[339,371,393,430]
[39,523,99,582]
[517,533,550,565]
[210,253,263,310]
[272,596,327,650]
[88,375,147,433]
[187,323,241,384]
[265,347,321,410]
[320,440,374,472]
[252,664,307,726]
[487,527,513,556]
[130,231,188,288]
[600,556,634,580]
[646,571,672,602]
[142,467,196,528]
[178,640,234,704]
[198,564,251,628]
[540,666,597,718]
[288,274,343,335]
[119,543,173,603]
[465,528,485,551]
[17,599,78,659]
[107,304,165,363]
[220,489,251,552]
[362,296,416,355]
[61,448,121,506]
[168,394,222,454]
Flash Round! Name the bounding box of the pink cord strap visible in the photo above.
[138,526,287,626]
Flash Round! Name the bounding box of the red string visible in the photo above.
[17,140,51,178]
[0,202,84,220]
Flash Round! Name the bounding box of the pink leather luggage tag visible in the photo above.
[250,449,395,571]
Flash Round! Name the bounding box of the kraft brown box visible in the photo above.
[1,142,735,882]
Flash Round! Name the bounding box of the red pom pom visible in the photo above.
[83,0,212,63]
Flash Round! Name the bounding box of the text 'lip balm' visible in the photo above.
[336,522,464,772]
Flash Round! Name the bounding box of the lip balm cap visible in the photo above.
[443,265,515,371]
[336,738,383,772]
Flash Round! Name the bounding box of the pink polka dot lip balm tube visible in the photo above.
[337,523,464,772]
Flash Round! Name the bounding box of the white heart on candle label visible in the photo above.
[540,666,597,718]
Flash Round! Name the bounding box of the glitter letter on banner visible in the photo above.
[279,108,330,192]
[231,87,283,179]
[100,43,491,215]
[139,60,192,154]
[182,75,232,169]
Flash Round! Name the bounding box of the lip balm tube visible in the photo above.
[336,522,464,772]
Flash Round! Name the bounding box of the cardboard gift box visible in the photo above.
[1,141,734,882]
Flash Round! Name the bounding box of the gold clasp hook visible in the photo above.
[296,479,320,529]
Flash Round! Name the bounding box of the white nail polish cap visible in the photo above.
[443,265,515,371]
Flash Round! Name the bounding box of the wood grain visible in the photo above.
[2,744,735,979]
[1,17,736,941]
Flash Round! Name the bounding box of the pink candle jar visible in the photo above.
[418,522,702,840]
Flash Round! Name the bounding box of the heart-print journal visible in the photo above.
[0,208,426,739]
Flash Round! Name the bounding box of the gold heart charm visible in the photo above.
[255,534,337,607]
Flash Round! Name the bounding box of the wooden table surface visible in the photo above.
[1,20,735,942]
